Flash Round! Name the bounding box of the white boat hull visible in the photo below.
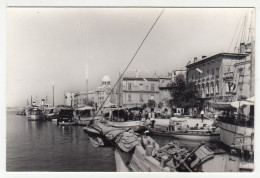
[171,133,220,142]
[107,121,145,132]
[218,121,254,152]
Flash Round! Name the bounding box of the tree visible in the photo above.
[168,74,200,112]
[158,101,163,109]
[147,99,156,108]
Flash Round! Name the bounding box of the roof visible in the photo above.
[102,75,111,82]
[186,52,248,68]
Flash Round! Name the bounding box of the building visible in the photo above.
[121,70,160,108]
[169,69,187,81]
[158,75,172,108]
[64,92,75,107]
[186,43,249,102]
[94,75,116,109]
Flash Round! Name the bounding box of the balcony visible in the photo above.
[223,72,234,80]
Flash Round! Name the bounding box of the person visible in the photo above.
[145,110,148,120]
[194,123,199,130]
[150,119,156,128]
[200,110,205,123]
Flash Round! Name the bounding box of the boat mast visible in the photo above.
[85,62,88,106]
[249,10,255,97]
[52,83,55,107]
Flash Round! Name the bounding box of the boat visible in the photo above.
[16,110,26,116]
[44,107,57,121]
[84,120,247,172]
[146,117,220,141]
[28,107,43,121]
[210,99,254,154]
[104,107,146,132]
[57,107,74,125]
[74,106,96,126]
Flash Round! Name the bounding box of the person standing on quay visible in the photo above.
[200,109,205,123]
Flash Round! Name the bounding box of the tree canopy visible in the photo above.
[168,74,200,110]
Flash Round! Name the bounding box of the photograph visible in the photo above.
[4,6,255,173]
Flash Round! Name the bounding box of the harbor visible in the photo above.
[5,7,255,172]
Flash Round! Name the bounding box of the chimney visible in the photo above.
[202,55,207,59]
[240,43,245,53]
[194,57,197,63]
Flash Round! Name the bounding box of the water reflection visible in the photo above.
[7,112,116,171]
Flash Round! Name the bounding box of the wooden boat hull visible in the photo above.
[107,121,145,132]
[218,121,254,152]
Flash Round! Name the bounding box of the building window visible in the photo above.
[151,84,155,91]
[207,70,209,75]
[239,68,244,76]
[128,94,132,102]
[216,67,219,74]
[139,94,143,102]
[212,69,214,76]
[212,60,214,64]
[139,83,144,90]
[191,75,194,80]
[128,83,132,91]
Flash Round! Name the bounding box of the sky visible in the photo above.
[6,7,254,107]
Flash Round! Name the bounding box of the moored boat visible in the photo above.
[74,106,96,126]
[44,107,57,121]
[28,107,43,121]
[209,99,254,155]
[104,107,146,132]
[84,120,246,172]
[146,117,220,141]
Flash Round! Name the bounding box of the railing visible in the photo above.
[223,72,234,80]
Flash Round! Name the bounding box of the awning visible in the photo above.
[209,102,236,110]
[231,100,254,108]
[246,97,254,103]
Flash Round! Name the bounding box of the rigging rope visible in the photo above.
[228,15,243,53]
[90,9,165,123]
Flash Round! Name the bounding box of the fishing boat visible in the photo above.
[28,107,43,121]
[146,118,220,141]
[74,106,96,126]
[104,107,146,132]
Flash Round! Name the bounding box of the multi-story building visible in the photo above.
[158,75,172,107]
[64,92,75,107]
[121,70,160,108]
[186,43,249,102]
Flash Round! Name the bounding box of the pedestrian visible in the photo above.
[200,110,205,123]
